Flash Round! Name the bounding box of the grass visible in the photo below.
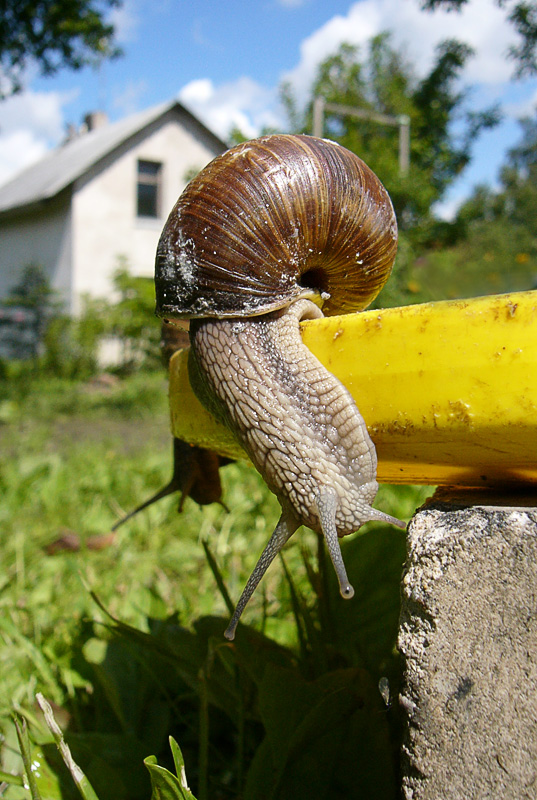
[0,370,282,661]
[0,368,434,800]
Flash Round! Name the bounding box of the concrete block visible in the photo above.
[399,490,537,800]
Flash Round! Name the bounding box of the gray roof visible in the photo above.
[0,99,228,214]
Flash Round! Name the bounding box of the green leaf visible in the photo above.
[245,665,395,800]
[168,738,188,787]
[144,739,197,800]
[0,769,24,786]
[11,714,65,800]
[36,694,101,800]
[63,732,151,800]
[201,539,234,615]
[14,714,43,800]
[329,526,407,673]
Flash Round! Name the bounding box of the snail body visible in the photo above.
[155,134,405,639]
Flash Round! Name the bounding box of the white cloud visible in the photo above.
[175,0,531,171]
[388,0,515,85]
[283,0,519,104]
[283,5,380,100]
[0,89,76,185]
[180,78,214,106]
[108,0,140,45]
[0,130,49,186]
[178,76,283,140]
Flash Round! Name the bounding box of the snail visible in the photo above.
[111,321,229,532]
[155,134,405,640]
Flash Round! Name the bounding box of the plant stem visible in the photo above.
[197,668,209,800]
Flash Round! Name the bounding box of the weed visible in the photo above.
[0,370,432,799]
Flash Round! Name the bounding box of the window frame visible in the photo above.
[136,159,163,219]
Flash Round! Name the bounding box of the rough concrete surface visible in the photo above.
[398,493,537,800]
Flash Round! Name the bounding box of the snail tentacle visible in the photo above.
[315,487,354,599]
[224,513,298,641]
[364,508,407,529]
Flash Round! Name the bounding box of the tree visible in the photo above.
[458,113,537,230]
[454,111,537,258]
[105,263,162,370]
[0,0,123,97]
[421,0,537,77]
[406,113,537,302]
[0,263,62,358]
[282,35,499,232]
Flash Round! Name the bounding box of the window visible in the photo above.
[137,159,162,218]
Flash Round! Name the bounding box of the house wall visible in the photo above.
[0,194,72,306]
[71,113,222,313]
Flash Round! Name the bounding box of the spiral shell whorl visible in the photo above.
[155,134,397,320]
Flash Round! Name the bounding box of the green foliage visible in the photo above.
[0,371,433,799]
[411,39,499,199]
[145,739,197,800]
[282,35,499,232]
[183,166,202,185]
[5,522,415,799]
[2,260,164,376]
[405,110,537,303]
[227,126,249,146]
[416,220,536,301]
[1,263,62,359]
[13,715,43,800]
[0,0,123,97]
[104,263,162,372]
[0,265,108,375]
[508,0,537,76]
[280,30,537,306]
[5,263,60,315]
[37,693,101,800]
[43,298,108,379]
[497,113,537,226]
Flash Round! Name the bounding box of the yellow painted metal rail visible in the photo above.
[169,290,537,487]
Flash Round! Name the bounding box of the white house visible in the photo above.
[0,99,228,316]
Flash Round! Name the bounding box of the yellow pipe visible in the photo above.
[169,290,537,487]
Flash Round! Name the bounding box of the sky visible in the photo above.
[1,0,537,218]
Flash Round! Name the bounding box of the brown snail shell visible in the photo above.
[155,134,398,320]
